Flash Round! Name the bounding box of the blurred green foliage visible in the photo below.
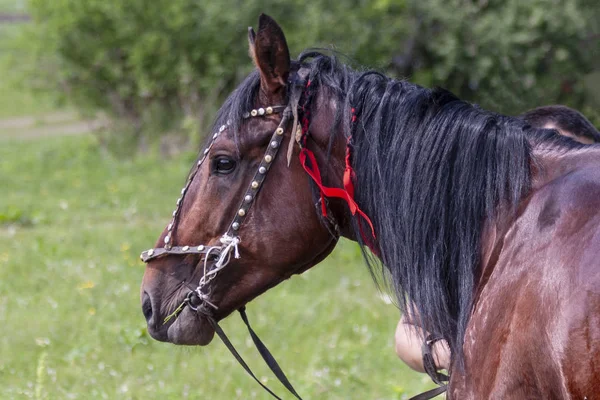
[17,0,600,151]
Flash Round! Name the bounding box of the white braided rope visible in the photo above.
[196,234,241,296]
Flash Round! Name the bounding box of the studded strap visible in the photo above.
[243,105,287,119]
[227,106,292,236]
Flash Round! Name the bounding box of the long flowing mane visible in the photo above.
[347,71,533,366]
[212,50,583,367]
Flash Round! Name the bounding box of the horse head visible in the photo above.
[140,14,345,346]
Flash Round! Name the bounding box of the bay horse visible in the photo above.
[140,14,600,399]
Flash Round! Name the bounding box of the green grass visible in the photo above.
[0,134,434,399]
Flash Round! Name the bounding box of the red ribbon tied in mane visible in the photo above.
[297,106,376,250]
[296,83,377,253]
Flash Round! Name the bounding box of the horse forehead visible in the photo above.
[236,116,280,149]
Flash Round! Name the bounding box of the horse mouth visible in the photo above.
[160,306,216,346]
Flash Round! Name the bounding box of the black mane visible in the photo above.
[211,50,582,368]
[348,72,533,368]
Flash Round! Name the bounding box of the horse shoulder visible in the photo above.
[539,168,600,397]
[456,167,600,398]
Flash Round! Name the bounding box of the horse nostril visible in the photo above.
[142,291,153,322]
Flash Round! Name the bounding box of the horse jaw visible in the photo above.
[164,307,215,346]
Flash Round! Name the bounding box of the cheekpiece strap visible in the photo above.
[226,105,293,236]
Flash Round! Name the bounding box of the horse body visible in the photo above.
[453,150,600,399]
[140,15,600,398]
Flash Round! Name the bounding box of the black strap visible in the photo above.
[409,384,448,400]
[409,334,449,400]
[208,317,285,400]
[207,308,303,400]
[421,335,449,385]
[239,307,304,400]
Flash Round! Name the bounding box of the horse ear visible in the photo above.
[248,27,256,56]
[248,14,290,99]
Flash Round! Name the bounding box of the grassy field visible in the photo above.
[0,136,435,399]
[0,5,434,396]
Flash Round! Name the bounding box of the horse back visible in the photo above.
[453,165,600,399]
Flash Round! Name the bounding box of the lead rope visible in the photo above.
[206,308,303,400]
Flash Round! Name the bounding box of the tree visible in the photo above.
[21,0,599,153]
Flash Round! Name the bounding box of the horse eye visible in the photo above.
[213,157,236,174]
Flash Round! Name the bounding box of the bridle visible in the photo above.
[140,103,294,307]
[140,73,449,399]
[140,80,330,399]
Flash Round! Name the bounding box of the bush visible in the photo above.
[21,0,599,153]
[406,0,600,120]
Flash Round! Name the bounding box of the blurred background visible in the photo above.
[1,0,598,399]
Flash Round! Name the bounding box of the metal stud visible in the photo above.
[204,149,209,155]
[238,209,246,217]
[259,166,267,174]
[251,181,259,189]
[164,236,170,244]
[244,195,252,203]
[181,188,186,195]
[213,133,218,139]
[276,127,284,135]
[219,125,226,132]
[172,210,177,217]
[168,223,173,230]
[264,155,273,163]
[258,108,265,116]
[232,222,240,230]
[140,254,144,260]
[227,119,232,125]
[198,245,205,251]
[250,109,258,117]
[147,249,154,256]
[271,141,279,149]
[176,198,181,205]
[266,107,273,114]
[182,245,189,252]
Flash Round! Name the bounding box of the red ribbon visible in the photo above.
[297,85,378,255]
[299,146,376,240]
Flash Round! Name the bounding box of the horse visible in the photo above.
[140,14,600,399]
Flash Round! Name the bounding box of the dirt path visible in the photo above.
[0,111,104,140]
